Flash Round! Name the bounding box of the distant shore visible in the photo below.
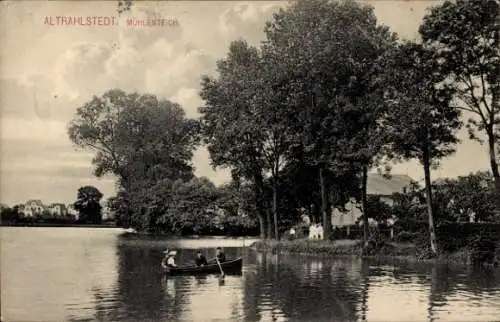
[0,222,118,228]
[250,239,497,266]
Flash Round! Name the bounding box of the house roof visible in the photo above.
[366,173,414,196]
[432,178,450,186]
[25,199,44,206]
[49,203,66,208]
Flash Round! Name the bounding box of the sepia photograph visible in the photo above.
[1,0,499,321]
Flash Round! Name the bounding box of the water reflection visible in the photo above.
[427,264,500,322]
[242,252,364,322]
[2,228,500,322]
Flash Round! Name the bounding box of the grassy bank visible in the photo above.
[250,238,479,265]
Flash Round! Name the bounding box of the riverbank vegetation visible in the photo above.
[253,220,500,266]
[62,0,500,263]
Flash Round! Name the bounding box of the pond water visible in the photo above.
[2,227,500,322]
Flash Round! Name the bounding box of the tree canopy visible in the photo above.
[419,0,500,214]
[70,0,499,246]
[68,90,199,187]
[74,185,103,224]
[382,41,462,254]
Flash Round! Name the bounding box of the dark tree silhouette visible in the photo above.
[74,186,103,224]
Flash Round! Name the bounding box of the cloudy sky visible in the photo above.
[0,0,490,206]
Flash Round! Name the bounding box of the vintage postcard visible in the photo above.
[1,0,499,321]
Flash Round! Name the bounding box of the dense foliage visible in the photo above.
[382,42,462,254]
[63,0,498,252]
[74,186,103,224]
[419,0,500,215]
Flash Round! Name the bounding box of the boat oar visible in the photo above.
[216,257,225,278]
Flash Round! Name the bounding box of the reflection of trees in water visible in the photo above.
[242,253,500,322]
[427,264,500,321]
[364,259,500,321]
[86,242,246,321]
[243,251,365,321]
[359,260,370,322]
[465,266,500,291]
[161,276,190,320]
[87,241,188,321]
[242,252,266,322]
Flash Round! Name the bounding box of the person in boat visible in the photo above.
[195,250,208,266]
[161,249,177,268]
[215,247,226,263]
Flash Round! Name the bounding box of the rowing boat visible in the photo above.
[165,257,243,275]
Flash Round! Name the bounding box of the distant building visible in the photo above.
[67,204,79,220]
[331,174,414,228]
[101,202,115,221]
[47,203,67,216]
[19,200,45,217]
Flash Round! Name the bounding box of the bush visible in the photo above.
[328,226,363,240]
[394,231,419,243]
[437,222,500,253]
[468,234,498,265]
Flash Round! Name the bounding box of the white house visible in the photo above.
[67,204,79,220]
[101,202,115,221]
[331,174,413,229]
[47,203,66,216]
[20,200,45,217]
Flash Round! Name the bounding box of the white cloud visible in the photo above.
[54,42,113,98]
[172,87,202,118]
[217,2,282,45]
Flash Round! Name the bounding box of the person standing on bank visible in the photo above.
[161,249,177,268]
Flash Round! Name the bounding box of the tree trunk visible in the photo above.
[319,167,331,240]
[487,128,500,218]
[361,165,369,246]
[489,26,500,220]
[423,150,438,255]
[272,182,279,240]
[254,172,268,239]
[266,209,273,239]
[258,213,266,239]
[312,203,320,224]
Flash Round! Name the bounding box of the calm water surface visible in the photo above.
[2,227,500,322]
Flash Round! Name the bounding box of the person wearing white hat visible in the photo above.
[161,249,177,268]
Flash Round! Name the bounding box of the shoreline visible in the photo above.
[0,223,118,228]
[249,239,495,266]
[119,230,260,240]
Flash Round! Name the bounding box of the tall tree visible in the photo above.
[68,90,199,188]
[68,90,199,230]
[383,42,462,255]
[262,0,396,240]
[199,40,288,239]
[74,185,103,224]
[249,49,291,240]
[330,27,398,245]
[199,41,267,237]
[419,0,500,215]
